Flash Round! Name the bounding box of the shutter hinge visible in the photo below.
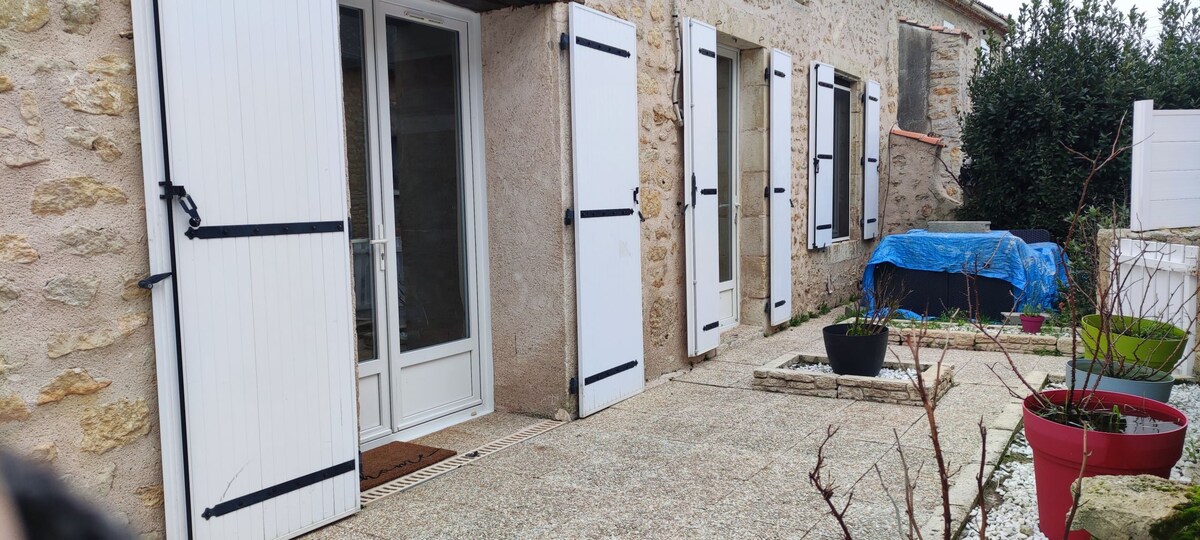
[559,33,569,51]
[691,173,698,206]
[564,208,574,226]
[812,157,820,174]
[764,67,770,81]
[568,377,578,395]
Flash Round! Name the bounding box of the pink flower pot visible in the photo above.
[1021,314,1046,334]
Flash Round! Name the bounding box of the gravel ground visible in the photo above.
[788,362,918,380]
[959,383,1200,539]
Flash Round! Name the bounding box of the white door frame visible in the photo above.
[716,43,740,329]
[355,0,494,450]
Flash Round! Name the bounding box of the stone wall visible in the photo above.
[884,129,963,233]
[0,0,163,538]
[569,0,997,374]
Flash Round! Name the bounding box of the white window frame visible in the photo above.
[831,81,853,243]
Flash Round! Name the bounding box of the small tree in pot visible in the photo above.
[824,280,903,377]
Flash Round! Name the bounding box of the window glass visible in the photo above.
[833,85,851,239]
[717,54,735,283]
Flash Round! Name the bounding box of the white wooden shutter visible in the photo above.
[1131,99,1200,231]
[148,1,359,538]
[683,18,721,356]
[862,80,882,240]
[769,49,794,326]
[568,4,645,417]
[808,61,835,249]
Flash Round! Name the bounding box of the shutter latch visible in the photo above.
[137,272,173,290]
[159,181,202,227]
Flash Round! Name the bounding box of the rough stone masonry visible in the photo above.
[0,0,163,537]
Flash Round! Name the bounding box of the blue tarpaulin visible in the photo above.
[862,230,1067,318]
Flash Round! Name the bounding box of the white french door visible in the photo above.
[716,44,740,328]
[341,0,489,446]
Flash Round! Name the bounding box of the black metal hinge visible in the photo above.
[559,32,569,51]
[569,377,578,395]
[564,208,574,226]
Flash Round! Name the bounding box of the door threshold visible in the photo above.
[360,404,492,452]
[360,418,563,505]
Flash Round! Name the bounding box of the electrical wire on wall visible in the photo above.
[880,122,899,237]
[670,1,683,127]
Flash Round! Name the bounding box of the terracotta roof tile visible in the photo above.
[890,127,945,146]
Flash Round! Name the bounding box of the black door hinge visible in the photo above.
[564,208,574,226]
[559,33,569,51]
[569,377,578,395]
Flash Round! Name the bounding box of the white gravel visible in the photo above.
[788,362,918,380]
[959,383,1200,539]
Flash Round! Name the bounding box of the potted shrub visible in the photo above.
[1079,314,1187,372]
[1023,389,1188,540]
[823,314,890,377]
[1019,303,1047,333]
[1066,315,1189,403]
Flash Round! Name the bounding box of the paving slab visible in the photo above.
[310,312,1050,539]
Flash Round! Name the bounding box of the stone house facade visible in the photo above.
[0,0,1003,538]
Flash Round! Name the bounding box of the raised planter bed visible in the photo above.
[887,323,1081,356]
[752,352,955,406]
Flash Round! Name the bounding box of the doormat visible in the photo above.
[359,442,457,491]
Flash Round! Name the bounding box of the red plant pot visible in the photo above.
[1020,314,1046,334]
[1023,389,1188,540]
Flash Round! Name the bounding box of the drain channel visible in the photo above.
[359,419,563,506]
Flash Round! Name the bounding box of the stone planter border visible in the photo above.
[888,324,1081,356]
[751,352,954,406]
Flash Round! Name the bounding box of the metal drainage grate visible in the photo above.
[359,419,564,506]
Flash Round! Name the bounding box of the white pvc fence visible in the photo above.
[1113,238,1199,375]
[1130,100,1200,231]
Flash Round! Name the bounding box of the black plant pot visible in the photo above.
[822,323,889,377]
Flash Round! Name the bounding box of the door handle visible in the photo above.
[371,225,388,271]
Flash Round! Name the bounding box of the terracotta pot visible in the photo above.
[1023,389,1188,540]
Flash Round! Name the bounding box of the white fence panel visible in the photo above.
[1130,100,1200,231]
[1113,238,1199,375]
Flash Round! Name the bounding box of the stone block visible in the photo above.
[61,80,136,116]
[43,275,99,306]
[37,368,111,404]
[32,176,127,215]
[0,234,39,263]
[0,277,19,312]
[80,398,150,454]
[0,394,30,422]
[1075,475,1193,540]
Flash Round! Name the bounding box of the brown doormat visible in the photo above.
[359,441,457,491]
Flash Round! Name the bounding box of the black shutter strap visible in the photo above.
[185,221,345,240]
[201,460,356,520]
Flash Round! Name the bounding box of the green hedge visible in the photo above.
[957,0,1200,240]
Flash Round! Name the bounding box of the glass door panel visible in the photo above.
[341,3,393,443]
[716,48,739,326]
[384,16,470,353]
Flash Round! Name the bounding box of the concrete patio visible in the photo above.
[306,311,1065,539]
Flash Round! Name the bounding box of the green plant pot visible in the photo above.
[1080,314,1187,372]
